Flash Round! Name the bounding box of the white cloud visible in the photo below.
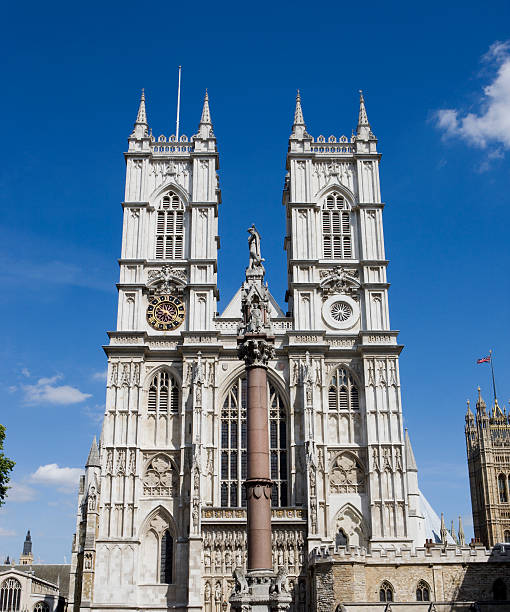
[436,40,510,152]
[91,370,107,382]
[0,527,16,536]
[22,374,91,405]
[7,482,37,503]
[82,403,105,424]
[21,368,30,378]
[31,464,82,491]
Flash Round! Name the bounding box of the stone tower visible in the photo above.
[465,388,510,547]
[283,91,425,551]
[19,530,33,565]
[69,89,438,612]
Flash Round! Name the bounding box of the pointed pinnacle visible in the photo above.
[135,88,148,125]
[358,89,370,127]
[200,89,212,125]
[86,436,101,468]
[293,89,305,127]
[404,428,417,471]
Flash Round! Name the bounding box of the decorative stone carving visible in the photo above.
[330,453,365,493]
[143,454,177,496]
[334,504,368,548]
[238,338,275,367]
[319,266,360,299]
[147,265,187,295]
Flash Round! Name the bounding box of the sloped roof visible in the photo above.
[0,564,70,597]
[419,491,456,545]
[219,286,285,319]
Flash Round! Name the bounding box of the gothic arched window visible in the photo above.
[328,366,359,411]
[34,603,50,612]
[416,580,430,601]
[322,192,353,260]
[379,581,394,602]
[160,529,173,584]
[0,578,21,612]
[220,375,288,508]
[148,370,179,414]
[493,578,507,601]
[155,192,184,260]
[504,530,510,543]
[498,474,508,503]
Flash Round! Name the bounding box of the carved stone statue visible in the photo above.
[233,567,249,594]
[247,225,264,270]
[270,567,289,594]
[246,301,263,333]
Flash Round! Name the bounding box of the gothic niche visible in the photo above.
[143,454,178,496]
[334,504,368,548]
[330,452,365,494]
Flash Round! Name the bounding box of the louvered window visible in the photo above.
[328,367,360,412]
[148,371,179,414]
[220,376,288,508]
[155,192,184,260]
[322,192,353,259]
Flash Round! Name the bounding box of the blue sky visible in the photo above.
[1,1,510,561]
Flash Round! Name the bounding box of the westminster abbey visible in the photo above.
[67,90,510,611]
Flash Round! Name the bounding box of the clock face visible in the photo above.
[146,295,185,331]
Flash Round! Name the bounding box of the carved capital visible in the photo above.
[237,336,275,367]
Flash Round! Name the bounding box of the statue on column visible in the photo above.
[247,224,265,271]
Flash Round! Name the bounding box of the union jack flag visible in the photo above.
[477,355,491,364]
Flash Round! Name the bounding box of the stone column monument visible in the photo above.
[230,226,292,612]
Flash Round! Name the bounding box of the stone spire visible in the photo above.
[132,89,149,139]
[290,90,309,140]
[293,90,305,127]
[356,90,375,143]
[450,520,458,544]
[476,387,487,415]
[357,90,369,128]
[458,516,466,546]
[197,90,214,139]
[86,436,101,468]
[136,89,147,124]
[404,429,417,471]
[440,513,448,545]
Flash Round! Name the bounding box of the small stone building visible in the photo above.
[311,543,510,611]
[0,564,70,612]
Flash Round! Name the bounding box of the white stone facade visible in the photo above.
[70,90,428,612]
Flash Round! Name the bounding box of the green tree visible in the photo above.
[0,424,15,506]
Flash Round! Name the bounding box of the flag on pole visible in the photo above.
[477,355,491,364]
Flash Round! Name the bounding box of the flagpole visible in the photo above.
[175,66,182,142]
[490,349,497,402]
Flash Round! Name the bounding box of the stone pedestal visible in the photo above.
[229,569,292,611]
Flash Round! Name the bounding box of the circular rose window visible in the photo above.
[330,301,353,322]
[322,294,360,330]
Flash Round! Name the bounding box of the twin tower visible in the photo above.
[69,89,434,611]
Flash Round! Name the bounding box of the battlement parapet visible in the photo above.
[310,543,510,565]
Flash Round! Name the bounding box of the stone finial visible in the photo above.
[357,90,369,127]
[450,520,458,544]
[458,516,466,546]
[197,90,214,139]
[136,88,147,124]
[200,89,212,125]
[293,90,305,127]
[476,387,487,413]
[290,89,309,140]
[440,513,448,545]
[131,89,149,139]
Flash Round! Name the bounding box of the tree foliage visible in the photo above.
[0,424,15,506]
